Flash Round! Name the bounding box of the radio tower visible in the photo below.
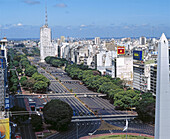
[45,1,48,27]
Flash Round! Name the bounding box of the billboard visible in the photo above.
[133,50,144,61]
[0,118,10,139]
[117,46,125,55]
[5,98,9,110]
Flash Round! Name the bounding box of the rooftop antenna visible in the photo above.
[45,0,48,27]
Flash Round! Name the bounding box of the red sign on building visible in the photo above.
[117,46,125,55]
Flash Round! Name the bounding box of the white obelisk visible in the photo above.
[155,33,170,139]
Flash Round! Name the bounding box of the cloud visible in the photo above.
[124,26,130,29]
[23,0,40,5]
[54,3,67,8]
[80,24,86,27]
[17,23,23,26]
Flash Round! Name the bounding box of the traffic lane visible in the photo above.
[20,124,36,139]
[47,121,101,139]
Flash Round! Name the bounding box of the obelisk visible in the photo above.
[155,33,170,139]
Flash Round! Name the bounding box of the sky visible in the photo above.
[0,0,170,38]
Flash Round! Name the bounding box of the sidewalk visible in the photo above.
[80,133,154,139]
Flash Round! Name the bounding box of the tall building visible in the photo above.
[0,37,8,110]
[139,36,146,45]
[155,33,170,139]
[150,64,157,95]
[40,7,56,62]
[95,37,100,45]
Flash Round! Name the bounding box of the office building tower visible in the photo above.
[139,36,146,45]
[40,7,56,62]
[95,37,101,45]
[0,37,8,110]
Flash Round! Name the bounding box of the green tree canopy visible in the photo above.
[32,73,50,85]
[136,93,155,123]
[33,81,48,93]
[13,61,19,67]
[31,114,43,132]
[13,55,21,62]
[45,56,51,64]
[114,90,140,110]
[20,76,27,86]
[25,65,37,77]
[23,78,36,91]
[16,68,22,74]
[43,99,73,131]
[97,82,119,94]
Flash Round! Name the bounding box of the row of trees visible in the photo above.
[8,49,20,93]
[45,56,155,123]
[8,48,50,93]
[22,47,40,56]
[18,53,50,93]
[65,64,140,110]
[45,56,68,68]
[8,70,19,93]
[20,73,50,93]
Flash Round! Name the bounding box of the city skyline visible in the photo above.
[0,0,169,38]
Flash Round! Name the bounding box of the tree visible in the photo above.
[33,81,48,93]
[114,90,140,110]
[108,88,123,99]
[23,78,36,91]
[45,56,51,64]
[16,68,22,75]
[112,78,124,88]
[20,76,27,86]
[13,61,19,67]
[31,114,43,132]
[25,65,37,77]
[136,93,155,123]
[32,73,50,85]
[9,85,18,93]
[20,59,30,68]
[43,99,73,131]
[51,59,63,67]
[13,55,21,62]
[97,82,119,94]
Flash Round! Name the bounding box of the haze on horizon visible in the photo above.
[0,0,169,38]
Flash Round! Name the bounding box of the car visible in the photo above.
[15,133,22,139]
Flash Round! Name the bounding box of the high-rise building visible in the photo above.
[0,37,8,110]
[155,33,170,139]
[139,36,146,45]
[40,7,56,62]
[150,64,157,95]
[95,37,100,45]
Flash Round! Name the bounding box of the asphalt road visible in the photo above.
[14,97,36,139]
[47,120,154,139]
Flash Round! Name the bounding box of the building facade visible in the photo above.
[40,25,56,62]
[0,37,8,110]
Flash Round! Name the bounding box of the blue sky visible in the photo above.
[0,0,170,38]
